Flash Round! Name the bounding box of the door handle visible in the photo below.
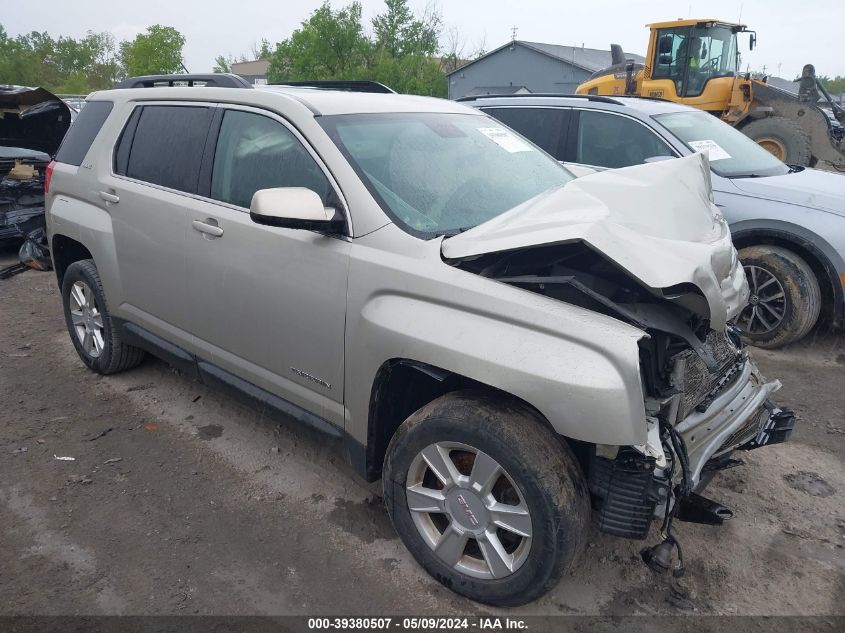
[192,219,224,238]
[98,191,120,204]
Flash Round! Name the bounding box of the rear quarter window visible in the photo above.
[119,105,213,194]
[54,101,114,166]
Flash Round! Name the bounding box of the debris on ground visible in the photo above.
[0,262,28,279]
[53,455,75,461]
[10,446,27,454]
[88,427,114,441]
[103,457,122,465]
[18,227,52,271]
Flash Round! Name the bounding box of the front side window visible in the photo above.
[124,105,213,194]
[210,110,330,209]
[576,110,675,168]
[655,110,788,178]
[320,112,573,236]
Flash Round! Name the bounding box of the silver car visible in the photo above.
[463,94,845,348]
[46,75,794,606]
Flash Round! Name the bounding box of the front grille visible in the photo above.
[672,331,743,420]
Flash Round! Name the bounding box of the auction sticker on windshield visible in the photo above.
[478,127,533,153]
[688,139,732,161]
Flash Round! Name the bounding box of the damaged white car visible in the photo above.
[46,77,794,606]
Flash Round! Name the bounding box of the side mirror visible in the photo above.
[249,187,344,233]
[749,32,757,50]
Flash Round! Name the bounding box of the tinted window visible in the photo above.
[55,101,113,166]
[483,107,569,159]
[210,110,330,209]
[113,107,142,176]
[126,105,212,194]
[576,110,675,168]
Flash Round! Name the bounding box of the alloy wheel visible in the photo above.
[739,265,787,334]
[69,281,105,358]
[405,442,532,580]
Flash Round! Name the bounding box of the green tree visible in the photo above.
[819,75,845,94]
[119,25,185,77]
[267,2,371,82]
[372,0,440,58]
[213,54,234,73]
[266,1,446,96]
[0,24,120,91]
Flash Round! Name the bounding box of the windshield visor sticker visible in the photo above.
[477,127,533,153]
[688,139,732,161]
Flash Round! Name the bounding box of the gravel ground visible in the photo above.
[1,264,843,617]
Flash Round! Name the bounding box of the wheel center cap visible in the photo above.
[446,489,489,532]
[749,294,760,305]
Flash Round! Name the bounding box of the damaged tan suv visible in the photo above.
[46,74,795,606]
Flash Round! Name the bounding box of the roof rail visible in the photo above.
[272,80,395,94]
[456,93,623,105]
[115,73,253,89]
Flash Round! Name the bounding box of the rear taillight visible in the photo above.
[45,160,56,194]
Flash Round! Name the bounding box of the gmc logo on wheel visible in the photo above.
[456,494,480,526]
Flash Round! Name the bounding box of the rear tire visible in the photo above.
[61,259,146,374]
[383,389,589,606]
[741,117,812,166]
[737,246,821,348]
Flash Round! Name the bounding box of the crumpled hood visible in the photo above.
[0,86,72,155]
[442,153,749,330]
[728,168,845,217]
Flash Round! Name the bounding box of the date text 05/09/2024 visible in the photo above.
[307,617,528,630]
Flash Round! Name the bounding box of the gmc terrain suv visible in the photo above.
[46,74,794,606]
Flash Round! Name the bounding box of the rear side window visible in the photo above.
[210,109,330,209]
[55,101,113,166]
[121,105,213,194]
[483,107,570,160]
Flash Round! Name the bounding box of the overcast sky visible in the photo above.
[5,0,842,81]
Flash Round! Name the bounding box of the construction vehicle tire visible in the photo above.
[741,117,812,166]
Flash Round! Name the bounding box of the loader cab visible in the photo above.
[643,20,746,109]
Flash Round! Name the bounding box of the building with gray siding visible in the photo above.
[447,40,644,100]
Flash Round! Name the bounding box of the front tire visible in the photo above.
[383,390,589,606]
[61,259,146,374]
[737,246,821,348]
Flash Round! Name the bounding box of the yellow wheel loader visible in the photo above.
[576,19,845,170]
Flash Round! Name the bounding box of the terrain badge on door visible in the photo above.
[290,367,332,389]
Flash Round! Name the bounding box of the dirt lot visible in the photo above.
[1,263,843,617]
